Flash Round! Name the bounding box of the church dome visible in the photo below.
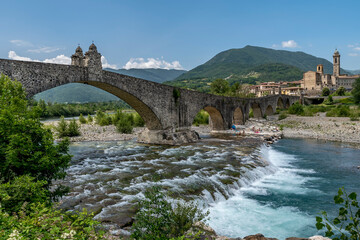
[334,49,340,55]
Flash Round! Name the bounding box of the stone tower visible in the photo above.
[84,43,102,81]
[317,64,324,74]
[333,49,340,77]
[71,46,84,67]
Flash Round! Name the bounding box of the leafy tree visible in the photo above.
[335,86,346,96]
[352,78,360,104]
[322,87,330,96]
[0,74,71,201]
[316,187,360,240]
[79,113,87,124]
[288,102,304,115]
[210,78,230,95]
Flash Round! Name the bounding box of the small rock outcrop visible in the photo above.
[137,129,200,145]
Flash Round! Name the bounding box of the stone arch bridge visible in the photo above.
[0,44,300,144]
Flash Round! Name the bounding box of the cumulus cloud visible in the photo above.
[28,46,61,53]
[281,40,298,48]
[8,51,37,62]
[101,56,117,69]
[354,47,360,51]
[8,50,117,68]
[123,57,184,70]
[43,55,71,65]
[10,40,33,47]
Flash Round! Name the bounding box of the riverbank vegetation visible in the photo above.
[31,99,130,119]
[0,75,107,239]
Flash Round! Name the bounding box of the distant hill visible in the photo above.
[34,68,186,103]
[165,45,350,92]
[105,68,186,83]
[346,69,360,75]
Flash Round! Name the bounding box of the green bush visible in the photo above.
[193,110,209,126]
[0,175,49,213]
[0,75,71,201]
[131,186,209,240]
[326,105,351,117]
[116,118,133,134]
[79,113,87,124]
[288,102,304,115]
[278,112,288,120]
[316,187,360,240]
[134,113,145,127]
[87,114,93,123]
[352,78,360,104]
[322,87,330,96]
[67,119,81,137]
[56,117,81,137]
[95,110,112,126]
[335,86,346,96]
[0,203,107,239]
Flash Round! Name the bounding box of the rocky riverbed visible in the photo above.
[275,113,360,145]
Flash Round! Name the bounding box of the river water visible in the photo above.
[59,135,360,239]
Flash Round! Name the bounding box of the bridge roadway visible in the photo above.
[0,44,300,144]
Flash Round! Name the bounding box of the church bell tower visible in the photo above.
[333,49,340,77]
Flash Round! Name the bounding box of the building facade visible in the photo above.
[301,50,359,94]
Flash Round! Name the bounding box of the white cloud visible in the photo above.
[349,53,359,57]
[28,47,61,53]
[101,56,117,69]
[281,40,298,48]
[123,57,184,70]
[354,47,360,51]
[10,40,33,47]
[271,44,279,48]
[9,50,116,68]
[348,44,355,48]
[43,55,71,65]
[8,51,38,62]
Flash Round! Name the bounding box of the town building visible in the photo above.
[250,81,303,97]
[301,50,360,95]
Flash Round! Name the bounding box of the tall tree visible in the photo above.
[210,78,230,95]
[352,78,360,104]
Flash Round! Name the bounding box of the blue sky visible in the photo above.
[1,0,360,70]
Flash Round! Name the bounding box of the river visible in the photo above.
[58,135,360,239]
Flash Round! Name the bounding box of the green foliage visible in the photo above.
[326,105,351,117]
[0,75,71,201]
[56,117,81,138]
[131,186,209,240]
[95,110,112,126]
[193,110,209,126]
[335,86,346,96]
[79,113,87,124]
[0,203,107,239]
[0,175,49,213]
[288,102,304,115]
[352,78,360,104]
[316,187,360,240]
[322,87,330,96]
[278,112,288,120]
[134,113,145,127]
[210,78,230,95]
[30,100,130,119]
[249,109,254,118]
[116,118,133,134]
[87,114,93,123]
[173,88,181,104]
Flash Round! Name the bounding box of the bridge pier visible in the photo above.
[137,128,200,145]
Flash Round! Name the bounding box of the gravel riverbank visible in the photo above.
[276,114,360,145]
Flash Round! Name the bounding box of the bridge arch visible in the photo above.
[75,81,163,130]
[250,103,262,118]
[233,107,244,125]
[265,105,274,116]
[277,97,284,109]
[191,105,225,130]
[285,98,290,108]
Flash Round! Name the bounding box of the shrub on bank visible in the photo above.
[288,102,304,115]
[193,110,209,126]
[278,112,288,120]
[131,186,209,240]
[326,105,351,117]
[56,117,81,137]
[79,113,87,124]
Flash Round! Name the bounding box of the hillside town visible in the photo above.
[250,49,360,97]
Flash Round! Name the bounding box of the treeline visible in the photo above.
[30,99,130,118]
